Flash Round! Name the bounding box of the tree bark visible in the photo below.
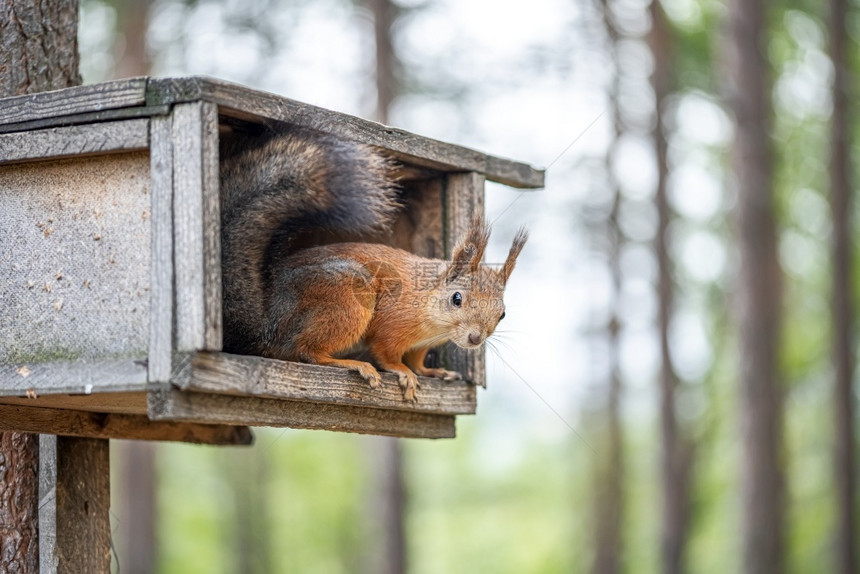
[0,0,82,96]
[723,0,785,572]
[0,2,82,573]
[0,433,39,574]
[649,2,692,573]
[829,0,856,571]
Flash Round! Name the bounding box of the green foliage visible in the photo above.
[155,431,367,574]
[407,418,584,573]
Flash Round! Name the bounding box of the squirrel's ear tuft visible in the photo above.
[500,227,528,285]
[446,217,491,283]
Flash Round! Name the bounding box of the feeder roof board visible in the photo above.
[0,76,544,188]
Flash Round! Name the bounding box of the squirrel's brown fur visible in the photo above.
[220,124,527,401]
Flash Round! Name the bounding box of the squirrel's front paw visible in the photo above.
[355,363,382,389]
[427,368,462,382]
[395,370,420,403]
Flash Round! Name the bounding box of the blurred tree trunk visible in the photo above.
[0,2,81,572]
[829,0,856,571]
[723,0,785,572]
[363,2,407,574]
[113,0,152,79]
[591,2,624,573]
[370,0,397,120]
[116,442,157,574]
[225,446,271,574]
[648,3,692,573]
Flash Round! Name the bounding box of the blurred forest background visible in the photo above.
[69,0,858,572]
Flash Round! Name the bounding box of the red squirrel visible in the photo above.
[220,124,527,401]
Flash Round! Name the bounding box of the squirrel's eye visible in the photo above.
[500,311,506,321]
[451,292,463,307]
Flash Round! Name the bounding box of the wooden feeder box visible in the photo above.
[0,77,544,443]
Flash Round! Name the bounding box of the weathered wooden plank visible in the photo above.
[172,352,476,415]
[0,359,148,396]
[0,104,169,135]
[0,392,148,415]
[0,77,148,126]
[146,76,544,189]
[148,114,174,383]
[0,119,149,166]
[171,102,222,352]
[39,436,59,574]
[390,178,445,258]
[0,404,252,445]
[443,172,488,387]
[149,388,457,439]
[201,102,222,350]
[39,435,111,574]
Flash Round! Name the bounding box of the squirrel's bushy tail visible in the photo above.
[219,125,400,353]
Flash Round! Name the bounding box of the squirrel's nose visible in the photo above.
[468,333,482,346]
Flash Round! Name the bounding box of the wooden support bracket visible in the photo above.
[0,404,253,445]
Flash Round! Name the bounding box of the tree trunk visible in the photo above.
[370,0,397,122]
[0,433,39,573]
[0,0,82,96]
[829,0,856,571]
[0,2,81,572]
[365,438,407,574]
[649,2,691,573]
[225,446,271,574]
[723,0,785,572]
[116,442,157,574]
[591,3,624,573]
[113,0,151,79]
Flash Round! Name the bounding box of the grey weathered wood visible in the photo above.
[0,404,252,444]
[0,359,148,396]
[390,178,445,258]
[172,101,222,352]
[443,172,487,386]
[39,435,111,574]
[0,119,149,165]
[0,104,169,135]
[149,387,457,439]
[146,76,544,189]
[0,77,148,126]
[148,114,174,383]
[201,102,222,350]
[0,392,148,415]
[172,352,476,415]
[0,76,543,187]
[39,436,59,574]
